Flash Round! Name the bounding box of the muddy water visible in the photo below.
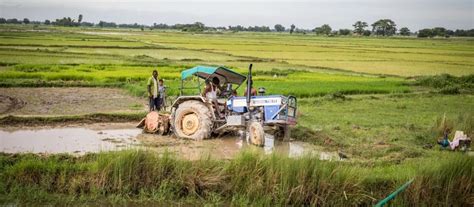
[0,124,339,160]
[0,127,142,154]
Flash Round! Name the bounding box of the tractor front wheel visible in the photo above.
[173,100,212,140]
[249,121,265,146]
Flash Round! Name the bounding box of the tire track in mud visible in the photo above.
[0,95,26,114]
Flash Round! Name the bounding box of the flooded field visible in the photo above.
[0,122,339,160]
[0,88,145,115]
[0,123,142,154]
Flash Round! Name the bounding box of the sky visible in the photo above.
[0,0,473,30]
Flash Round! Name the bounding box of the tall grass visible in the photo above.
[0,150,472,205]
[432,113,474,139]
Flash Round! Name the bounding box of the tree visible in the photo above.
[97,21,117,28]
[399,27,410,36]
[6,18,20,24]
[248,25,271,32]
[80,22,94,27]
[432,27,446,37]
[0,18,6,24]
[290,24,295,34]
[78,14,83,23]
[363,30,371,36]
[417,29,433,38]
[194,22,205,30]
[339,29,351,35]
[314,24,332,35]
[228,25,245,32]
[451,29,474,37]
[53,17,77,27]
[446,30,454,36]
[274,24,285,32]
[23,18,30,24]
[371,19,397,36]
[180,22,205,32]
[44,20,51,25]
[353,21,368,35]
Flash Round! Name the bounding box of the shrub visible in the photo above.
[415,74,474,94]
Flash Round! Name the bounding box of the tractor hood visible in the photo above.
[181,66,246,85]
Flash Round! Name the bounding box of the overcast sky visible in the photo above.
[0,0,473,30]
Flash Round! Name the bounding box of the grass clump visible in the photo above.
[0,150,472,206]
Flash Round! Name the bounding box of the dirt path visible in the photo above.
[0,87,147,116]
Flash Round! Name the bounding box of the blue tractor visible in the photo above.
[170,64,297,146]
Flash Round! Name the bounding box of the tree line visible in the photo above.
[1,15,473,37]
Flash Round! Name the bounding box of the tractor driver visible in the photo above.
[202,77,224,118]
[202,77,220,100]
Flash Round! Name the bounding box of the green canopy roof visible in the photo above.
[181,66,246,85]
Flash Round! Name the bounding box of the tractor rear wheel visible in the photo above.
[173,100,212,140]
[249,121,265,146]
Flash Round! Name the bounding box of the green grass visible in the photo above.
[0,150,471,206]
[2,25,472,98]
[295,93,473,162]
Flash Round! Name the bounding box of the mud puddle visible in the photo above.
[0,126,142,155]
[0,124,339,160]
[156,134,340,161]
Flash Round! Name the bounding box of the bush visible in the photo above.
[417,29,434,38]
[439,85,460,94]
[415,74,474,93]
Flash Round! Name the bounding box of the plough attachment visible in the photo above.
[137,111,171,135]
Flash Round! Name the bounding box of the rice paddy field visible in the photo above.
[0,24,473,205]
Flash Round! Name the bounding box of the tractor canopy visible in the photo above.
[181,66,246,85]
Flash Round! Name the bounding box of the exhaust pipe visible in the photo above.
[246,64,253,105]
[246,64,253,119]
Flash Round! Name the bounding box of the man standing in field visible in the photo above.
[147,70,160,111]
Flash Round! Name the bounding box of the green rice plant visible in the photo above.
[0,62,410,98]
[0,150,471,206]
[2,26,473,77]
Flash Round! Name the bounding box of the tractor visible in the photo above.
[169,64,297,146]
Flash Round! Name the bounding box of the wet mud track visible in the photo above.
[0,122,340,160]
